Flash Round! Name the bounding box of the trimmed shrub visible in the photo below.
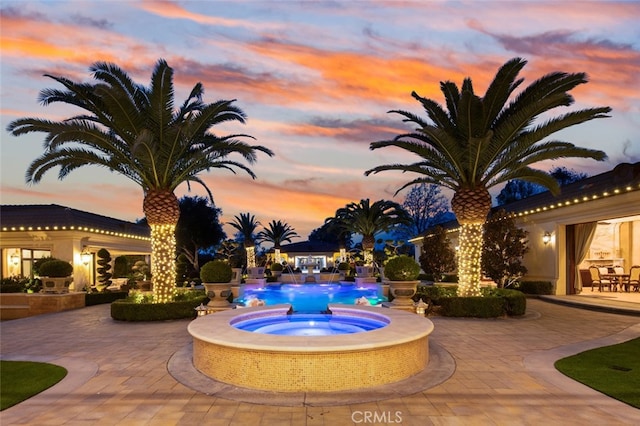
[337,262,350,271]
[270,263,284,272]
[384,255,420,281]
[415,286,526,317]
[441,274,459,283]
[414,284,458,304]
[111,295,208,321]
[39,259,73,277]
[200,260,233,283]
[96,248,112,288]
[517,281,554,295]
[86,291,128,306]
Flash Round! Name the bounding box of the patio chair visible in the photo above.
[589,266,611,292]
[628,265,640,292]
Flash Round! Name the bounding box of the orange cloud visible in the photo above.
[136,0,282,31]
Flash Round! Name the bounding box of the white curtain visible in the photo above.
[574,222,598,293]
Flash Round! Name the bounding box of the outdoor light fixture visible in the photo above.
[195,303,209,317]
[81,250,92,265]
[543,232,552,245]
[415,299,429,316]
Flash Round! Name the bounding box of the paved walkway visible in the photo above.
[1,299,639,425]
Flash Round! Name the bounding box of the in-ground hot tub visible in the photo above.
[188,304,434,392]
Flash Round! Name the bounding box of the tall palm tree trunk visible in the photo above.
[362,234,376,265]
[451,188,491,297]
[143,190,180,302]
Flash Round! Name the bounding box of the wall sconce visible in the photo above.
[81,250,92,266]
[542,232,552,245]
[10,253,20,266]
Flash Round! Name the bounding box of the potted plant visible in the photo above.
[337,262,350,279]
[270,262,284,279]
[200,260,233,308]
[39,259,74,294]
[132,260,151,291]
[384,255,421,308]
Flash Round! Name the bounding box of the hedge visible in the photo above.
[517,281,554,295]
[85,291,128,306]
[111,296,208,321]
[415,286,526,317]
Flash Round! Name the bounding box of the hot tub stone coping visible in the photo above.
[187,303,434,352]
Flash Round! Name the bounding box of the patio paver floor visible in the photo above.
[1,299,639,425]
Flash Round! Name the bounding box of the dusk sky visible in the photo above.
[1,0,639,240]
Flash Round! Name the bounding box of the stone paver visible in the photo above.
[1,299,639,425]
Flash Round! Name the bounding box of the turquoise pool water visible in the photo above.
[235,283,387,313]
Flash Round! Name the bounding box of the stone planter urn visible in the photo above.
[231,268,243,285]
[387,280,419,306]
[382,255,421,310]
[356,266,374,278]
[200,260,233,309]
[42,277,73,294]
[203,283,233,308]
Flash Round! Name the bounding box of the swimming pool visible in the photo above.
[235,282,387,312]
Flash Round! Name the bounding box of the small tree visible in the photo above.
[96,248,112,290]
[482,210,529,288]
[113,256,129,278]
[419,226,456,281]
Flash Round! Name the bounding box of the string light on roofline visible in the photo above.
[1,224,150,241]
[411,182,639,240]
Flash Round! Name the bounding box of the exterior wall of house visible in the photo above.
[411,189,640,295]
[1,229,150,291]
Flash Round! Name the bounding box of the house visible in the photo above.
[1,204,151,291]
[411,162,640,295]
[275,240,343,271]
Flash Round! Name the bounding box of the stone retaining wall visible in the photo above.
[0,293,85,320]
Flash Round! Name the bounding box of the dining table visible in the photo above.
[602,274,631,292]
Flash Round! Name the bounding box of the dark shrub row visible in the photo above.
[85,291,128,306]
[111,295,208,321]
[414,285,526,317]
[516,281,554,295]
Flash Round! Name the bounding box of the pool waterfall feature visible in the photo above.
[188,304,434,392]
[234,281,388,312]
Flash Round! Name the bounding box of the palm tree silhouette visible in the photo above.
[7,59,274,301]
[257,220,300,263]
[365,57,610,296]
[228,212,261,268]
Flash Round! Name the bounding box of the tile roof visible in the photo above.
[0,204,150,237]
[413,161,640,238]
[278,240,341,253]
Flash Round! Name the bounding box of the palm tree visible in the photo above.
[328,199,410,265]
[256,220,300,263]
[228,212,261,268]
[365,57,610,296]
[7,59,274,302]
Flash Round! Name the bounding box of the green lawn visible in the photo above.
[0,360,67,410]
[555,337,640,408]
